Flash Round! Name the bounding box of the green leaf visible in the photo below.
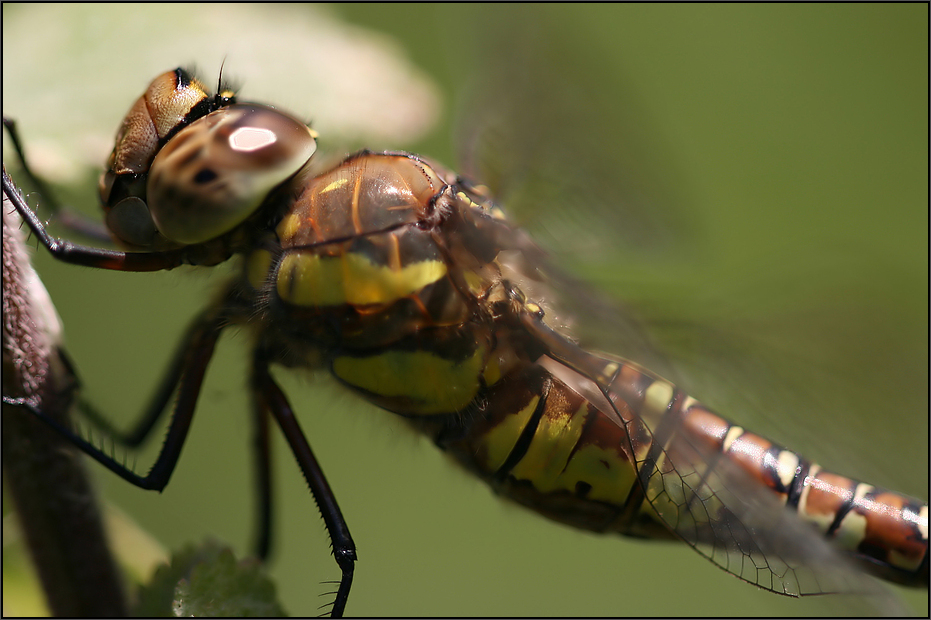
[134,540,286,617]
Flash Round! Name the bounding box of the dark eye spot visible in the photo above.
[193,168,218,184]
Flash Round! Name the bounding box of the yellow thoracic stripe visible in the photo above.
[276,251,447,307]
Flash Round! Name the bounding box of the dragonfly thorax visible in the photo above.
[236,151,542,415]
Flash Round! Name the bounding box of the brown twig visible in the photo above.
[2,169,127,616]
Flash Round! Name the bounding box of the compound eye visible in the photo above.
[104,69,213,180]
[146,104,318,245]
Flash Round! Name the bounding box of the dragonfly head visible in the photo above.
[98,68,317,249]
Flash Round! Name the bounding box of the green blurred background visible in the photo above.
[3,4,927,616]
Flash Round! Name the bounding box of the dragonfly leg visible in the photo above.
[2,170,197,272]
[2,117,112,243]
[252,350,356,618]
[70,312,213,448]
[3,307,226,491]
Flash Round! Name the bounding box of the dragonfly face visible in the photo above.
[5,59,927,617]
[99,69,317,253]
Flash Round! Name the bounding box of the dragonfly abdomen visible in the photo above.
[585,349,930,588]
[435,334,929,589]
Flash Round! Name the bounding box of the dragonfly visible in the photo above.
[4,59,927,617]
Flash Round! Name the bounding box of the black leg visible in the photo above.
[73,314,209,448]
[3,170,195,272]
[3,116,113,243]
[251,352,356,618]
[3,307,226,492]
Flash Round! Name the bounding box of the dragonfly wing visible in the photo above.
[529,318,910,615]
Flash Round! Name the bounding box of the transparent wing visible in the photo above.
[449,4,926,615]
[459,141,918,615]
[448,3,927,500]
[448,10,680,380]
[532,327,912,617]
